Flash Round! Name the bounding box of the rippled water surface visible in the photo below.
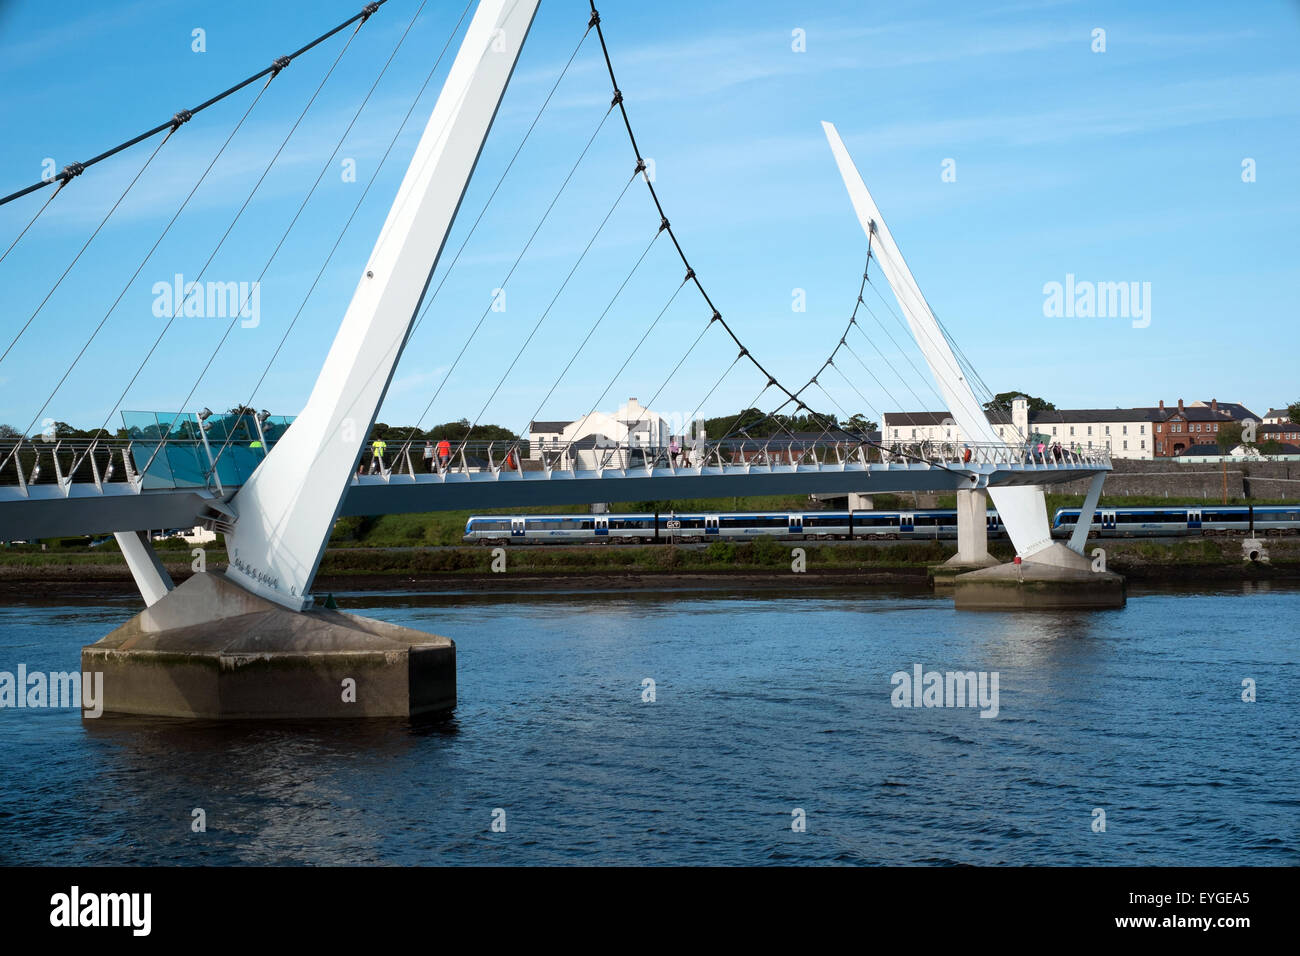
[0,583,1295,865]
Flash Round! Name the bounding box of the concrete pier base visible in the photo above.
[932,488,999,588]
[930,561,999,589]
[81,572,455,719]
[953,544,1126,610]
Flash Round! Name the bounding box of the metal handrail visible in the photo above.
[4,433,1112,494]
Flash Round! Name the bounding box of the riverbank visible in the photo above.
[1,537,1297,595]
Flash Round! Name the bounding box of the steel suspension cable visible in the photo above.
[407,23,594,342]
[0,128,179,367]
[196,0,473,479]
[0,69,279,474]
[586,4,963,473]
[551,275,688,464]
[718,244,876,443]
[378,21,599,470]
[862,276,1015,432]
[0,1,391,209]
[0,180,65,267]
[448,169,639,460]
[127,20,373,481]
[515,225,663,442]
[395,102,617,453]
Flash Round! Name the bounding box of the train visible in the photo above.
[463,505,1300,544]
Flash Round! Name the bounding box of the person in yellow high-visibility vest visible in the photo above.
[369,437,387,474]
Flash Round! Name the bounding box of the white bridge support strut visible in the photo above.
[114,530,174,607]
[222,0,541,610]
[822,121,1096,566]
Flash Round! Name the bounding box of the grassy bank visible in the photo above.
[3,537,1297,586]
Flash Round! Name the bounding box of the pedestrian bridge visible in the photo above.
[0,433,1110,540]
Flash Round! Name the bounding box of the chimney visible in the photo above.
[1211,398,1218,413]
[1158,399,1164,410]
[1177,398,1184,412]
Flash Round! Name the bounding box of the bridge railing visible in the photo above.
[878,440,1112,468]
[2,432,1111,494]
[0,435,280,494]
[367,435,1112,480]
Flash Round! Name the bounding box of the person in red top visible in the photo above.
[436,438,451,471]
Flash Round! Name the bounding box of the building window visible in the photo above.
[1051,426,1057,435]
[1123,440,1128,450]
[1141,440,1146,450]
[1105,425,1111,435]
[1156,424,1162,433]
[1140,425,1146,434]
[1087,426,1093,436]
[1070,426,1075,436]
[1122,425,1128,435]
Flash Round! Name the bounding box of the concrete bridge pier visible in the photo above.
[931,488,998,587]
[951,475,1125,609]
[82,571,454,719]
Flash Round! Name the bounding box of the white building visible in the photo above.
[528,398,673,468]
[1262,407,1294,425]
[882,396,1159,459]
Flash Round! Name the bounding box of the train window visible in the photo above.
[859,514,895,527]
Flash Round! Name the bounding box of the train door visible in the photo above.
[594,516,609,537]
[510,517,526,538]
[1186,508,1201,530]
[899,513,914,535]
[1099,510,1116,533]
[788,514,804,536]
[705,516,720,536]
[986,512,1001,536]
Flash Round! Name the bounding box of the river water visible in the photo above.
[0,583,1295,866]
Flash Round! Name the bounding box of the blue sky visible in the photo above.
[1,0,1297,437]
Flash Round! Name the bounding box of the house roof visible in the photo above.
[1178,443,1223,456]
[1030,407,1163,424]
[1193,400,1258,420]
[528,420,571,434]
[1260,423,1300,435]
[883,412,953,426]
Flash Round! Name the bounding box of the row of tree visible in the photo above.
[697,408,879,440]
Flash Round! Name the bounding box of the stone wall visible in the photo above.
[1053,458,1300,499]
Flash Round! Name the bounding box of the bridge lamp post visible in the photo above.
[195,407,221,493]
[253,409,270,457]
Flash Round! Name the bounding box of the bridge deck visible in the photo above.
[0,456,1109,540]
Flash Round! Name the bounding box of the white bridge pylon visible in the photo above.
[222,0,542,610]
[822,121,1076,561]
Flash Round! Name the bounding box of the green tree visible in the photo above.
[1287,400,1300,424]
[983,391,1056,413]
[1217,421,1244,452]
